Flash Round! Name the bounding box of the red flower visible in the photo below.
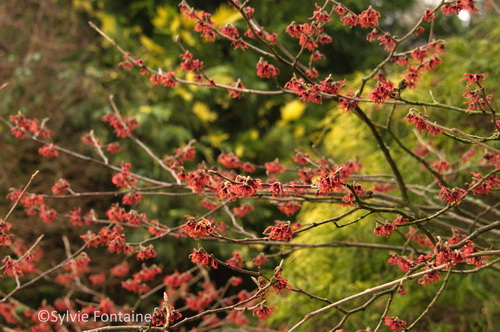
[0,233,14,246]
[404,111,442,136]
[163,270,193,288]
[38,143,59,158]
[189,247,218,269]
[112,162,138,188]
[233,203,254,218]
[122,191,142,205]
[231,176,262,198]
[368,80,394,104]
[256,58,279,78]
[277,201,302,216]
[252,304,277,320]
[110,262,129,277]
[181,216,216,239]
[271,268,291,294]
[251,253,268,267]
[240,162,256,173]
[89,273,106,285]
[226,250,244,268]
[423,9,435,22]
[133,264,162,282]
[187,169,211,193]
[384,316,407,330]
[51,178,70,195]
[102,113,139,138]
[467,172,500,195]
[136,245,158,260]
[359,7,380,28]
[228,81,246,99]
[378,33,396,51]
[309,3,330,22]
[439,186,467,205]
[265,159,286,175]
[340,13,359,28]
[373,222,396,237]
[39,205,57,223]
[121,279,151,294]
[315,171,346,196]
[149,72,177,87]
[200,199,218,210]
[263,221,294,242]
[217,152,241,168]
[219,24,239,39]
[461,73,486,85]
[106,142,123,154]
[418,269,441,285]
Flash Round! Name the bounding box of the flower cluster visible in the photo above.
[263,221,294,242]
[181,216,216,239]
[189,247,218,269]
[102,112,139,138]
[404,111,442,136]
[438,186,467,205]
[9,113,52,139]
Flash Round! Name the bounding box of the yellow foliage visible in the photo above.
[73,0,92,12]
[249,129,259,140]
[294,125,305,138]
[281,99,307,122]
[139,105,152,114]
[176,88,193,102]
[208,132,229,147]
[192,102,217,123]
[211,5,242,26]
[235,145,245,157]
[140,35,165,54]
[152,6,170,29]
[96,13,118,37]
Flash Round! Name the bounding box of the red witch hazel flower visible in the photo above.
[315,169,346,196]
[102,112,139,138]
[226,250,244,269]
[404,110,442,136]
[271,267,292,294]
[359,6,380,28]
[309,3,330,22]
[189,247,218,269]
[136,245,157,260]
[384,316,407,331]
[228,80,246,99]
[256,58,279,78]
[439,186,467,205]
[38,143,59,158]
[467,172,500,195]
[252,303,277,320]
[217,152,241,168]
[233,203,254,218]
[278,201,302,216]
[251,253,268,267]
[51,178,70,195]
[265,159,286,175]
[373,221,396,237]
[181,216,216,239]
[112,162,138,188]
[263,220,294,242]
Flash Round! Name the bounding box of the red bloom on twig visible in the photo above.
[252,304,277,320]
[438,186,467,205]
[256,58,279,78]
[263,220,294,242]
[189,247,218,269]
[384,316,407,330]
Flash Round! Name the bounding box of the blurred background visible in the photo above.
[0,0,498,331]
